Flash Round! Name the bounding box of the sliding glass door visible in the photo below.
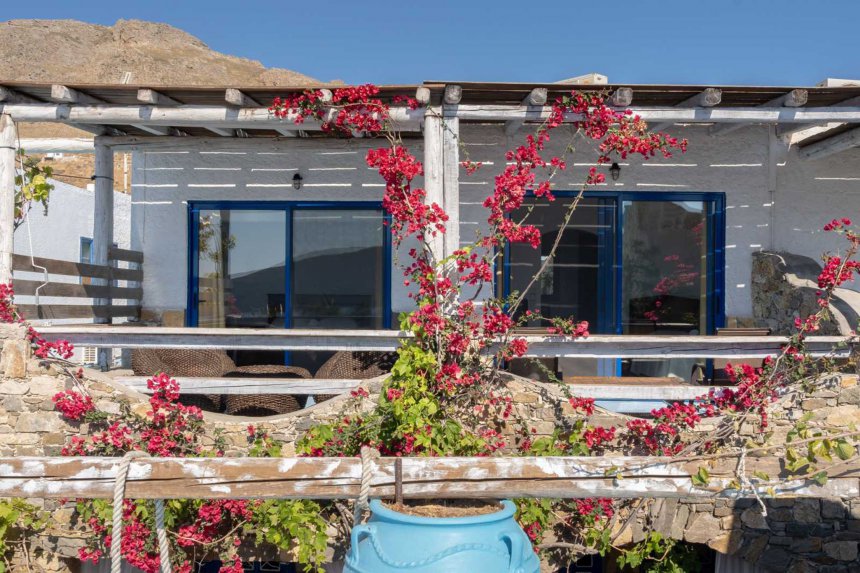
[189,202,390,368]
[505,192,724,381]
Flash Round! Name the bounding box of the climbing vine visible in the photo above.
[0,84,857,573]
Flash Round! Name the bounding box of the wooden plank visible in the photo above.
[711,89,809,137]
[450,104,860,124]
[505,88,549,135]
[652,88,723,131]
[17,305,140,320]
[114,377,361,395]
[800,125,860,160]
[12,254,141,282]
[0,86,41,104]
[15,137,94,153]
[0,104,424,132]
[50,85,104,105]
[137,89,181,106]
[108,247,144,264]
[0,456,855,500]
[12,279,142,300]
[114,376,713,401]
[33,327,853,358]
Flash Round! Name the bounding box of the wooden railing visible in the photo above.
[0,455,856,500]
[12,247,143,321]
[35,326,855,408]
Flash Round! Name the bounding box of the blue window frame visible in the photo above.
[503,190,726,336]
[186,201,393,330]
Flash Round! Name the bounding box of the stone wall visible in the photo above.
[752,251,860,336]
[1,324,859,572]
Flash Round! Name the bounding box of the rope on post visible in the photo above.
[111,451,172,573]
[354,446,381,524]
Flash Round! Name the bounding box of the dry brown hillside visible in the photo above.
[0,19,318,85]
[2,18,321,187]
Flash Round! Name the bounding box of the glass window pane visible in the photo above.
[291,209,385,329]
[508,198,606,329]
[196,210,287,330]
[621,200,708,335]
[621,200,709,380]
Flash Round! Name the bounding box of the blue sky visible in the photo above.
[6,0,860,86]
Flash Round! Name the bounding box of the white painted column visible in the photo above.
[93,140,114,369]
[0,114,16,285]
[423,107,445,261]
[441,114,460,257]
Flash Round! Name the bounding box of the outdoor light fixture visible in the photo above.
[609,162,621,181]
[292,173,304,190]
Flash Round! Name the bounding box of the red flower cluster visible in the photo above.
[52,390,94,421]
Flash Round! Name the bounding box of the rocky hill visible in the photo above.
[1,18,321,187]
[0,19,318,86]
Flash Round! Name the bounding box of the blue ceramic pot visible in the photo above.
[344,499,540,573]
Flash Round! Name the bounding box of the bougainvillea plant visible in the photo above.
[0,83,857,573]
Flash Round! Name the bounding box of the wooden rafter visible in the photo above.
[800,125,860,160]
[609,87,633,107]
[137,88,181,106]
[505,88,549,135]
[710,89,808,137]
[778,95,860,138]
[651,88,722,132]
[0,86,41,104]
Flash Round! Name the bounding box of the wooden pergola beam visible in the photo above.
[0,456,856,500]
[609,87,634,107]
[225,88,261,107]
[444,84,463,105]
[711,89,808,137]
[505,88,549,135]
[137,88,181,106]
[778,95,860,138]
[651,88,722,131]
[0,86,41,104]
[800,125,860,160]
[50,84,104,105]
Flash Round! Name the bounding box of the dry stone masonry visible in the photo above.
[0,326,859,572]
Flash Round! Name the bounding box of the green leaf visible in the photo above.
[813,471,829,486]
[753,471,770,482]
[691,466,710,487]
[835,441,856,461]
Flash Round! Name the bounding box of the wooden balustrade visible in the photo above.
[11,249,143,321]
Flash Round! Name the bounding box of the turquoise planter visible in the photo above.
[344,499,540,573]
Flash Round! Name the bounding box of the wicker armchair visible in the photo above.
[224,364,312,416]
[131,349,312,415]
[313,351,396,404]
[131,348,234,412]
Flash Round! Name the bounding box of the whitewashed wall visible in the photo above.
[458,124,859,319]
[131,139,422,317]
[131,127,860,322]
[13,178,130,261]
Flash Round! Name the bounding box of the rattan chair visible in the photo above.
[223,364,312,416]
[313,351,396,403]
[131,349,313,415]
[131,348,233,412]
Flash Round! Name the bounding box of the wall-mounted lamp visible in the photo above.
[292,173,304,190]
[609,162,621,181]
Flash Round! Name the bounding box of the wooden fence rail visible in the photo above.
[11,250,143,321]
[0,456,857,500]
[36,327,853,359]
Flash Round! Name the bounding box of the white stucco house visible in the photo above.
[1,79,858,391]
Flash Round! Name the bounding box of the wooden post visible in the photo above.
[93,140,114,369]
[423,108,445,261]
[441,115,460,258]
[0,114,15,284]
